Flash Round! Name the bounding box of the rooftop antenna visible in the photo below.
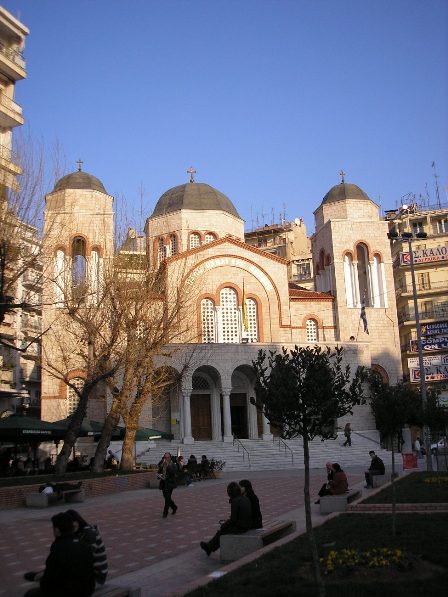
[431,161,441,208]
[425,182,431,207]
[260,208,266,226]
[271,208,275,225]
[250,205,254,231]
[282,203,287,225]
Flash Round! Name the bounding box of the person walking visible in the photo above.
[343,422,352,446]
[200,482,252,556]
[364,450,385,488]
[158,452,178,517]
[239,479,263,529]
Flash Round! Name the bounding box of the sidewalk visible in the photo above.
[1,467,368,597]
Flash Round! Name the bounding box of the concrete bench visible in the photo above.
[220,519,296,562]
[25,492,60,508]
[62,488,85,503]
[372,475,387,488]
[93,584,141,597]
[319,489,361,515]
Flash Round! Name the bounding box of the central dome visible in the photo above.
[321,182,371,205]
[151,182,240,218]
[53,171,107,194]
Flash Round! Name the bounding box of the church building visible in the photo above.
[40,167,402,443]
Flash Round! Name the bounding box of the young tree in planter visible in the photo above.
[252,345,364,597]
[368,375,421,536]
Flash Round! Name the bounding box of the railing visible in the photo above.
[0,93,22,117]
[0,143,18,164]
[273,436,294,464]
[398,301,448,323]
[395,281,448,297]
[0,44,25,69]
[233,435,251,468]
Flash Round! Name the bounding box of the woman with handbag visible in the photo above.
[157,452,178,518]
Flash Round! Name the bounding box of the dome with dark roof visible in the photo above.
[151,182,240,218]
[53,171,107,194]
[321,182,371,205]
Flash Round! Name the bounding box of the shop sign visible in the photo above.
[410,365,448,383]
[408,354,448,367]
[400,246,448,265]
[421,321,448,336]
[410,336,448,352]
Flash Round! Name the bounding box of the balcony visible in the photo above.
[0,143,21,175]
[395,280,448,298]
[398,300,448,324]
[0,92,24,128]
[0,43,26,80]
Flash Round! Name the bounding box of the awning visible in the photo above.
[0,415,67,442]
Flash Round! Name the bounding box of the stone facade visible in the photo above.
[40,175,402,442]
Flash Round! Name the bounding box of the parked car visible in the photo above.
[431,437,447,454]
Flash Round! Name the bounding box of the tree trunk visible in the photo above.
[303,433,325,597]
[54,385,91,474]
[121,425,137,471]
[92,399,122,472]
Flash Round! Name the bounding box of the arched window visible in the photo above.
[90,248,100,303]
[356,243,371,306]
[158,238,166,266]
[54,249,65,305]
[344,253,356,307]
[189,233,201,249]
[67,377,84,416]
[72,237,87,299]
[170,234,177,256]
[246,298,258,342]
[201,298,216,343]
[306,319,318,342]
[204,233,216,244]
[220,287,240,343]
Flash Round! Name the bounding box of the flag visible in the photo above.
[360,297,369,335]
[242,281,248,331]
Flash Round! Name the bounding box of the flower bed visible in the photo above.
[321,547,408,575]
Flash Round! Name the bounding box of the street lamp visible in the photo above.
[388,229,433,471]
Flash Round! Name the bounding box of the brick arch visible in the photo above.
[216,283,241,305]
[372,251,384,263]
[68,233,91,257]
[188,231,203,248]
[58,369,86,399]
[168,232,179,255]
[90,244,104,257]
[301,313,323,328]
[354,240,373,261]
[342,249,354,260]
[53,244,68,256]
[371,364,389,384]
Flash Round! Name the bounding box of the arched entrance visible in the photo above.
[190,368,220,440]
[230,366,257,439]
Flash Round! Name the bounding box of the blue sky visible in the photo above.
[3,0,448,233]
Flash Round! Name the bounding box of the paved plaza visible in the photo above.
[0,467,371,597]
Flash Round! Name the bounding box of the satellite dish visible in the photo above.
[401,204,408,210]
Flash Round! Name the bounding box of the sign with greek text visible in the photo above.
[408,354,448,367]
[410,365,448,383]
[400,246,448,265]
[421,321,448,336]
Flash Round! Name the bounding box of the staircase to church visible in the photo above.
[137,431,394,471]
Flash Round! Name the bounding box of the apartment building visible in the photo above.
[244,218,314,289]
[0,7,39,417]
[386,202,448,405]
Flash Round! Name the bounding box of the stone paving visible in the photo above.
[0,467,370,597]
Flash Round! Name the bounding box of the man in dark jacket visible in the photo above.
[365,450,385,488]
[158,452,178,517]
[200,481,252,555]
[24,512,95,597]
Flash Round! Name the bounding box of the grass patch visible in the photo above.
[362,472,448,504]
[187,513,448,597]
[0,469,144,488]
